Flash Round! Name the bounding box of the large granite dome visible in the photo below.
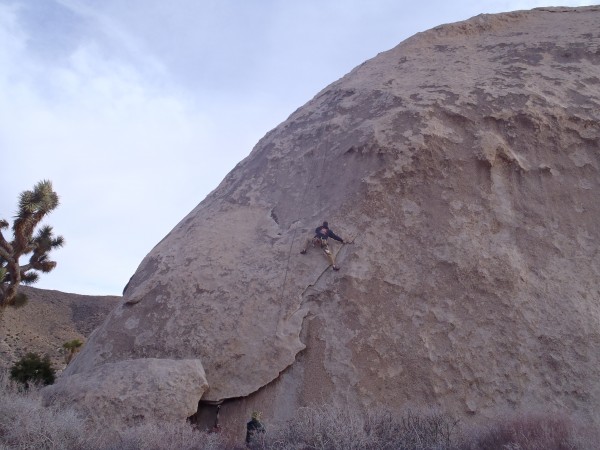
[46,6,600,432]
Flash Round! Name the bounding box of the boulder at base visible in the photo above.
[43,358,208,425]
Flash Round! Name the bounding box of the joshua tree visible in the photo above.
[0,180,64,308]
[62,338,83,365]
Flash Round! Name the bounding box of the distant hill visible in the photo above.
[0,286,119,373]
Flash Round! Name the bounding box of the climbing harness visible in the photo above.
[313,236,330,253]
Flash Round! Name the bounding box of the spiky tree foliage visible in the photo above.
[0,180,64,308]
[62,338,83,365]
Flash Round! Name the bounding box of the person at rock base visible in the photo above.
[210,404,221,433]
[300,221,345,270]
[246,411,266,447]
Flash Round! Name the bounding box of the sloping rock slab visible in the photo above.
[52,6,600,429]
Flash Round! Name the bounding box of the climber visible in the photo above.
[246,411,266,447]
[300,221,345,271]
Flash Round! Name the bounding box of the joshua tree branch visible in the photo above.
[0,180,63,308]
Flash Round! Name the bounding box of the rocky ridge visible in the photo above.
[0,286,119,372]
[46,6,600,433]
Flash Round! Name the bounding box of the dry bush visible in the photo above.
[2,372,597,450]
[92,420,229,450]
[259,404,459,450]
[365,408,458,449]
[0,372,230,450]
[0,372,87,449]
[263,405,369,450]
[460,413,594,450]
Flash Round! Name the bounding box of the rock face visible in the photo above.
[53,7,600,429]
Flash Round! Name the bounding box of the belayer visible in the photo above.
[300,221,345,271]
[246,411,266,447]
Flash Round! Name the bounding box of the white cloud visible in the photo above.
[0,2,237,294]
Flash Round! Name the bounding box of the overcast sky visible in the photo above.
[0,0,594,296]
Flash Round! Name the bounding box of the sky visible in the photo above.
[0,0,595,296]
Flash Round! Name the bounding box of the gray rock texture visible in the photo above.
[43,358,208,425]
[54,6,600,429]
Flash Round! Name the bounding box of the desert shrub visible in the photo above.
[1,375,596,450]
[10,352,56,387]
[0,372,87,449]
[260,405,459,450]
[0,372,232,450]
[365,409,458,449]
[264,405,368,449]
[461,413,581,450]
[92,420,229,450]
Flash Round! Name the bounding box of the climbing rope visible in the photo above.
[279,133,332,304]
